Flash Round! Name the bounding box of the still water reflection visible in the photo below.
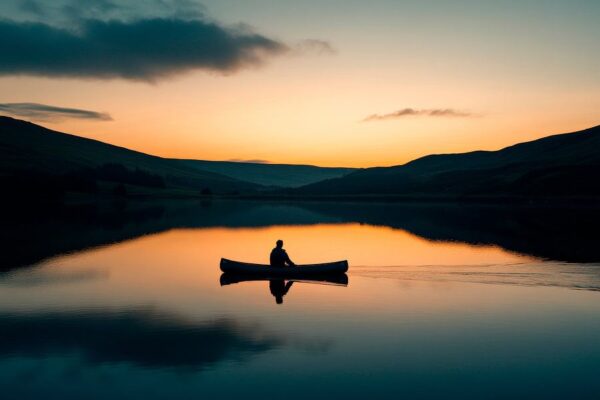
[1,200,599,399]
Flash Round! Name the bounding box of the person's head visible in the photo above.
[276,239,283,248]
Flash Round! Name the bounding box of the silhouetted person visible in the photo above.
[269,280,294,304]
[270,240,295,268]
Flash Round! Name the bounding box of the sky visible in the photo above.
[0,0,599,167]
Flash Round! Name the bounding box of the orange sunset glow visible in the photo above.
[4,69,598,167]
[1,0,598,167]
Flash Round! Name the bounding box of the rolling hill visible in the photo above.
[295,125,600,197]
[0,116,258,194]
[3,116,599,200]
[0,117,354,197]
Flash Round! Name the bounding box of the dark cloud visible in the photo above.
[0,309,282,369]
[363,108,474,122]
[17,0,43,15]
[144,0,207,20]
[60,0,121,21]
[227,158,270,164]
[13,0,206,22]
[0,17,287,81]
[0,102,112,122]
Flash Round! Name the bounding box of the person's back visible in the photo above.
[270,240,295,268]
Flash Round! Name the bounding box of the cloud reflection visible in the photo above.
[0,309,282,370]
[0,267,107,287]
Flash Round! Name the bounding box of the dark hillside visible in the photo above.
[0,116,258,195]
[296,125,600,197]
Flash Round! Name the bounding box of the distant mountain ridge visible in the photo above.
[180,159,354,188]
[0,116,354,195]
[295,125,600,197]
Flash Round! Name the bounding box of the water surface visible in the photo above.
[1,201,599,399]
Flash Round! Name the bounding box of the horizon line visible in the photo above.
[1,114,598,170]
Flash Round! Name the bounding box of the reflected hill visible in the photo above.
[297,202,600,263]
[0,200,339,270]
[2,200,600,272]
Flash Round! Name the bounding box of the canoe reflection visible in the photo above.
[220,273,349,305]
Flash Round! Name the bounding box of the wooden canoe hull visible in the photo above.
[220,258,348,276]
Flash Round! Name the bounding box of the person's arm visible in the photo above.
[283,281,294,295]
[284,251,295,266]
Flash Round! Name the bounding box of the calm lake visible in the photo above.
[1,200,600,399]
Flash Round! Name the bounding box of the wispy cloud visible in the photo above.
[0,102,112,122]
[363,108,475,122]
[293,39,336,56]
[227,159,270,164]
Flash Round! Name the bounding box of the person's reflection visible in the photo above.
[269,279,294,304]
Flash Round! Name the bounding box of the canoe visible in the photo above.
[220,272,349,286]
[220,258,348,277]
